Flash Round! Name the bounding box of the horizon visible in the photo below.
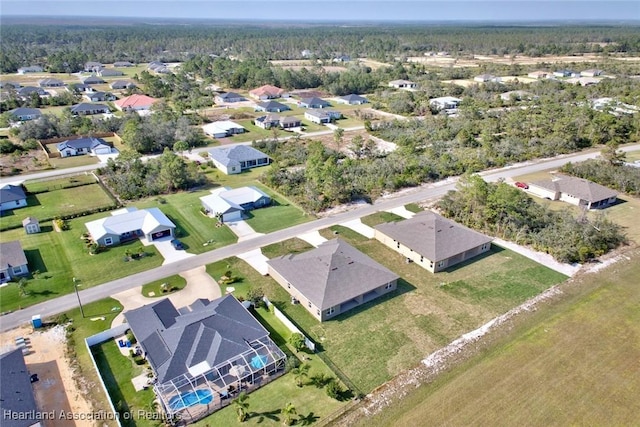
[1,1,639,23]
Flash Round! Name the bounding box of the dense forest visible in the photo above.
[2,21,640,72]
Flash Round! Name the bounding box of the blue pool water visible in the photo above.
[251,354,268,369]
[168,389,214,411]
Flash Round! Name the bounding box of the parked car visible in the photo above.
[515,181,529,189]
[170,239,184,250]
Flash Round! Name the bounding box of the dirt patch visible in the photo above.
[406,53,640,68]
[0,148,50,176]
[0,325,95,426]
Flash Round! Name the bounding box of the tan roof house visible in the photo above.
[249,85,289,100]
[527,174,617,209]
[267,239,399,321]
[374,211,493,273]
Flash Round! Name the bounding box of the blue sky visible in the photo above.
[1,1,638,21]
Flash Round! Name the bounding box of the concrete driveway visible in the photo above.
[386,206,416,219]
[339,219,375,238]
[226,219,264,242]
[143,237,196,265]
[298,231,328,247]
[237,249,270,275]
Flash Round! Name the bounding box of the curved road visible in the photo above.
[1,144,638,331]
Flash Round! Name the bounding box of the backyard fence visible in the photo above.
[85,323,130,427]
[315,351,364,399]
[262,296,315,352]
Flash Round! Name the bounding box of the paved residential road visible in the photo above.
[1,144,639,332]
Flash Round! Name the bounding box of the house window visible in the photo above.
[12,266,22,274]
[308,301,312,308]
[397,242,400,249]
[15,201,20,206]
[317,309,320,316]
[287,283,291,289]
[384,282,393,290]
[104,237,113,245]
[438,261,445,268]
[420,256,424,262]
[326,307,335,315]
[429,261,434,268]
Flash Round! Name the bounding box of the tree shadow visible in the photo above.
[248,409,280,423]
[298,412,320,425]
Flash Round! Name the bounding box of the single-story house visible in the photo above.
[528,175,618,209]
[566,77,601,86]
[81,76,106,85]
[84,91,115,102]
[202,121,245,138]
[267,239,400,321]
[98,68,124,77]
[0,241,29,283]
[114,61,134,67]
[553,70,579,78]
[148,61,170,74]
[280,115,301,129]
[500,90,534,102]
[0,348,41,427]
[56,136,112,157]
[527,70,549,79]
[249,85,289,100]
[215,92,245,104]
[124,295,286,423]
[22,217,41,234]
[304,109,341,124]
[200,186,271,222]
[338,94,368,105]
[38,78,64,87]
[255,100,290,113]
[374,211,493,273]
[581,69,603,77]
[114,94,159,111]
[388,79,417,89]
[85,207,176,246]
[110,80,137,90]
[0,81,22,89]
[17,65,43,74]
[0,184,27,212]
[473,74,497,83]
[333,55,351,62]
[67,83,94,93]
[18,87,48,99]
[429,96,461,111]
[70,103,110,116]
[208,145,271,175]
[8,107,42,121]
[298,97,330,109]
[84,61,103,72]
[254,114,281,129]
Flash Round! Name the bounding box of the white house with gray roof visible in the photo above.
[0,241,29,283]
[338,94,368,105]
[85,207,176,246]
[56,136,112,157]
[200,186,271,222]
[202,121,245,139]
[267,239,400,321]
[304,109,341,124]
[8,107,42,121]
[70,103,110,116]
[374,211,493,273]
[0,184,27,212]
[527,174,618,209]
[208,145,270,175]
[124,294,286,423]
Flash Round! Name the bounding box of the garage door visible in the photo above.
[150,229,172,240]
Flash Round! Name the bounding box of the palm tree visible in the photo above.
[232,391,250,422]
[281,402,297,426]
[291,363,310,388]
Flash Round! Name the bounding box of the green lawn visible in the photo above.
[25,174,96,193]
[0,183,116,230]
[360,211,404,227]
[404,203,423,213]
[140,275,187,297]
[48,154,100,169]
[0,214,163,312]
[625,149,640,162]
[360,248,640,427]
[261,238,314,259]
[243,184,311,233]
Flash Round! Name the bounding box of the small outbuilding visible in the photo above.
[22,217,40,234]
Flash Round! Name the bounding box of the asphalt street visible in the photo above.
[1,144,638,332]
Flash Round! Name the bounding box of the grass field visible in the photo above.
[24,174,96,193]
[206,230,566,394]
[261,238,314,259]
[244,184,311,233]
[360,211,404,227]
[360,248,640,427]
[0,182,115,230]
[140,275,187,297]
[48,154,101,169]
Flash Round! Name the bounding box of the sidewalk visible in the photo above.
[492,238,581,277]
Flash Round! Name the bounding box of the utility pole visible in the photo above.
[73,277,84,318]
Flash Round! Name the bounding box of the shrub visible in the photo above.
[326,379,343,400]
[289,333,306,352]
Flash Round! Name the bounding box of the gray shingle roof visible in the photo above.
[218,92,243,100]
[300,97,330,107]
[208,145,270,168]
[8,108,41,118]
[374,211,492,262]
[56,136,109,151]
[0,349,40,427]
[257,100,289,111]
[267,238,399,310]
[124,295,269,384]
[531,175,618,203]
[0,184,26,203]
[70,103,110,114]
[0,241,28,271]
[340,94,367,103]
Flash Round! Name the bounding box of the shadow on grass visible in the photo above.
[442,245,505,274]
[25,249,48,274]
[29,289,58,298]
[248,408,280,423]
[91,344,134,427]
[298,412,320,425]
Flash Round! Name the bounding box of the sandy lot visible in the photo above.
[0,325,95,427]
[406,53,640,68]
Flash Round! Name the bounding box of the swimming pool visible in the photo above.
[168,389,214,411]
